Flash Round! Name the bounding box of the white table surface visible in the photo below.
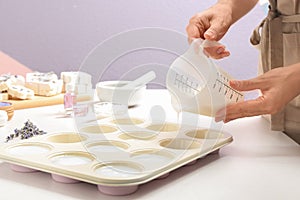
[0,89,300,200]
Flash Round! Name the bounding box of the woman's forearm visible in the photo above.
[218,0,259,24]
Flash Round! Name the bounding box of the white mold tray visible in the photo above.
[0,117,232,196]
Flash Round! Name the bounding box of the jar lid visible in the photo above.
[0,102,12,107]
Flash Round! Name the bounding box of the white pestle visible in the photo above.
[120,71,156,89]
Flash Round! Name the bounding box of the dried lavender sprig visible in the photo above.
[5,120,47,142]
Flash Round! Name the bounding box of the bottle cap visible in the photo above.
[66,83,75,92]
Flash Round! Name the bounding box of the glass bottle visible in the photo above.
[64,84,77,112]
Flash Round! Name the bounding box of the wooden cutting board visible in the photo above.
[6,94,92,110]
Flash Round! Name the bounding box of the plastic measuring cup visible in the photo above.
[166,39,244,117]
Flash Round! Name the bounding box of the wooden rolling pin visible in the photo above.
[5,93,92,110]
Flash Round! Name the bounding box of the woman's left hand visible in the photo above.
[215,63,300,123]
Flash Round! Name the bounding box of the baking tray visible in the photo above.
[0,116,232,196]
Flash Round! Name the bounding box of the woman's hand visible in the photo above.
[186,0,258,59]
[215,64,300,123]
[186,3,233,41]
[202,44,230,59]
[186,3,233,59]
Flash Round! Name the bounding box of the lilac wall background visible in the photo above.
[0,0,265,90]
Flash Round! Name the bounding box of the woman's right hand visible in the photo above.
[186,3,233,41]
[186,3,233,59]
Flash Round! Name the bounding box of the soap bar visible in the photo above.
[0,74,11,92]
[61,71,92,85]
[26,71,62,96]
[25,79,63,96]
[61,71,92,93]
[0,74,25,92]
[26,71,58,82]
[0,93,8,100]
[65,82,92,95]
[12,75,26,86]
[8,85,34,100]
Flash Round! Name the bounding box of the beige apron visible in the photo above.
[250,0,300,143]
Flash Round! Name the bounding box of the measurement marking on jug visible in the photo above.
[213,79,243,102]
[173,72,243,102]
[174,73,200,94]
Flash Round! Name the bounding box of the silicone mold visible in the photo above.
[0,117,232,196]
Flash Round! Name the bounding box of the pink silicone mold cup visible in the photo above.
[159,138,202,166]
[185,160,198,166]
[185,148,221,166]
[94,161,144,196]
[51,174,80,184]
[157,172,170,179]
[130,149,175,180]
[7,143,52,173]
[47,133,87,183]
[97,185,139,196]
[211,149,220,154]
[10,164,38,173]
[49,151,95,184]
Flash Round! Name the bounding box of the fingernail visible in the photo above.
[215,112,225,122]
[222,51,230,57]
[216,47,224,54]
[224,119,230,123]
[204,30,216,40]
[215,116,222,122]
[230,80,239,88]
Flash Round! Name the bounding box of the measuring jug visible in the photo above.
[166,39,244,117]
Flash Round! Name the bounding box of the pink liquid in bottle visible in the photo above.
[64,84,77,111]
